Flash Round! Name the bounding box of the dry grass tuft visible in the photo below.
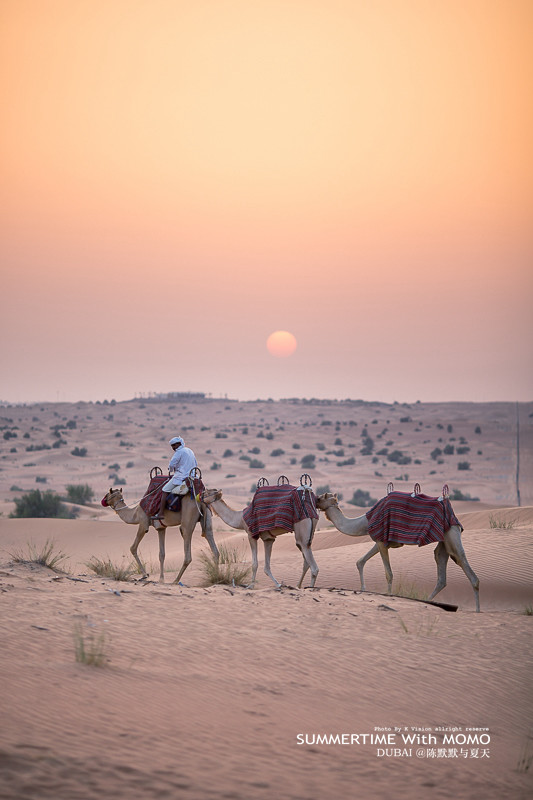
[86,556,137,581]
[489,515,515,529]
[199,543,252,587]
[9,538,69,572]
[73,622,109,667]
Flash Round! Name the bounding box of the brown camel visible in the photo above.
[201,488,319,589]
[102,487,219,583]
[316,492,480,611]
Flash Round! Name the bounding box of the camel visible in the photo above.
[316,493,480,612]
[201,488,319,589]
[102,487,219,583]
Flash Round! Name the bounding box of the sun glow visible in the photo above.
[266,331,298,358]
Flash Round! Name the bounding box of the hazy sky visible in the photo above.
[1,0,532,404]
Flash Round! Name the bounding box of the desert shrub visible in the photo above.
[399,416,412,423]
[443,444,454,455]
[198,543,251,586]
[337,457,356,467]
[334,438,343,446]
[71,447,87,457]
[210,462,221,470]
[249,447,261,454]
[449,488,479,501]
[73,623,108,667]
[316,443,325,451]
[65,484,95,505]
[457,446,470,455]
[86,556,136,580]
[457,461,471,471]
[10,485,23,492]
[66,420,77,429]
[292,443,301,449]
[108,462,120,471]
[35,476,47,483]
[3,431,17,440]
[10,490,78,519]
[430,447,442,461]
[348,489,377,507]
[215,432,228,439]
[126,461,135,468]
[489,515,515,529]
[301,454,316,468]
[265,432,274,440]
[360,436,374,456]
[248,459,265,469]
[447,424,453,433]
[271,448,285,457]
[388,450,411,465]
[26,444,51,451]
[239,455,251,462]
[222,449,234,458]
[119,440,133,447]
[10,538,69,571]
[475,426,482,434]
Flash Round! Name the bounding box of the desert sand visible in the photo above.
[0,397,532,799]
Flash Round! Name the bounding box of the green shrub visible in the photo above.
[65,484,95,505]
[271,448,285,457]
[348,489,378,507]
[222,449,234,458]
[248,459,265,469]
[457,461,471,471]
[10,490,78,519]
[301,454,316,467]
[71,447,87,457]
[337,457,356,467]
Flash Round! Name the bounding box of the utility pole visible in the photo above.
[516,402,521,507]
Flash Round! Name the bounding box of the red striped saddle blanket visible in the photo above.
[139,475,204,516]
[242,485,318,539]
[365,491,462,547]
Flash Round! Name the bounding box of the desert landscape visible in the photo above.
[0,396,532,799]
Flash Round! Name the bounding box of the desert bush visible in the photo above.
[73,622,108,667]
[71,447,87,457]
[457,446,470,455]
[449,488,479,501]
[65,484,95,505]
[430,447,442,461]
[248,459,265,469]
[388,450,411,465]
[337,457,356,467]
[222,449,234,458]
[301,454,316,468]
[271,448,285,457]
[348,489,378,507]
[210,462,221,470]
[10,490,78,519]
[198,543,251,586]
[316,443,325,451]
[443,444,455,455]
[489,515,515,530]
[35,476,47,483]
[10,485,23,492]
[292,443,301,449]
[215,432,228,439]
[10,538,69,571]
[457,461,471,470]
[249,447,261,455]
[86,556,137,580]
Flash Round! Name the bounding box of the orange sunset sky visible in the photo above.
[1,0,532,403]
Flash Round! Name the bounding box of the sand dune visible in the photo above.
[0,398,532,798]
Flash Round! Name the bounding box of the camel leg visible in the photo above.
[377,542,393,594]
[201,508,219,563]
[247,534,259,588]
[428,541,449,601]
[130,524,149,578]
[297,558,310,589]
[262,538,281,588]
[444,527,480,612]
[294,534,319,590]
[173,525,193,584]
[157,528,166,582]
[356,543,380,591]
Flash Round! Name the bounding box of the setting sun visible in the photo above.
[266,330,298,358]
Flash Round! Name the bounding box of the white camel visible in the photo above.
[102,487,219,583]
[316,493,480,611]
[201,488,319,589]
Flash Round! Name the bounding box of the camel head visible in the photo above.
[101,488,124,509]
[316,492,339,511]
[201,488,223,505]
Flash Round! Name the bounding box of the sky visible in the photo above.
[1,0,532,404]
